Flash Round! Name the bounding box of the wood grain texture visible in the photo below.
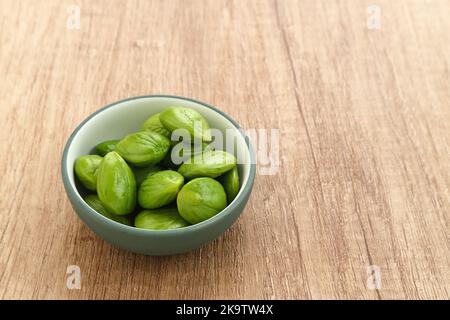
[0,0,449,299]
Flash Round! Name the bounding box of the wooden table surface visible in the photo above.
[0,0,449,300]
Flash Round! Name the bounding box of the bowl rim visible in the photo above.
[61,94,256,235]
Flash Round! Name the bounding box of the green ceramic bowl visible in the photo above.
[61,95,256,255]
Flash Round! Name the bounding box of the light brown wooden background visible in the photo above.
[0,0,449,300]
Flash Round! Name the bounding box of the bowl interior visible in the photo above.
[63,96,252,221]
